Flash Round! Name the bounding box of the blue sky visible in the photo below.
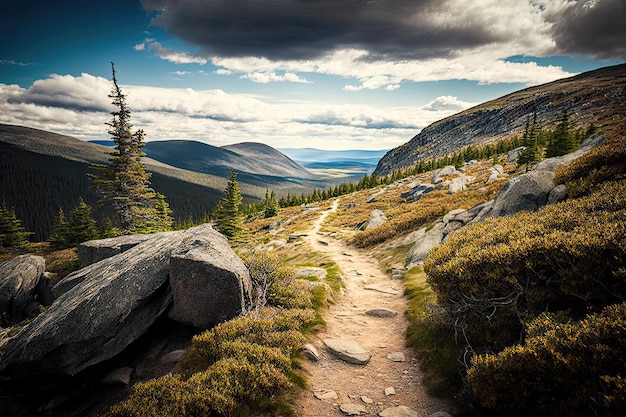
[1,0,624,150]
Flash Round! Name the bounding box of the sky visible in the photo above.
[0,0,624,151]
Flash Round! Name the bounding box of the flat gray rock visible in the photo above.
[324,339,372,365]
[160,349,186,364]
[340,403,367,415]
[365,308,397,318]
[379,405,421,417]
[387,352,406,362]
[314,389,338,400]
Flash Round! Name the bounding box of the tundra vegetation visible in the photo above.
[422,125,626,416]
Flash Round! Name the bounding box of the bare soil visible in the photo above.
[292,199,452,416]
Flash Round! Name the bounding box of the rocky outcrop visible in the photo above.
[0,255,51,324]
[400,183,434,202]
[406,222,445,265]
[0,224,247,379]
[168,231,252,328]
[374,64,626,176]
[365,209,388,230]
[490,170,556,218]
[77,233,163,267]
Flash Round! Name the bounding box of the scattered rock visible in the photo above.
[361,396,374,404]
[365,308,398,318]
[447,177,468,194]
[160,349,186,364]
[546,183,568,205]
[466,200,494,225]
[324,339,372,365]
[295,267,327,280]
[302,343,320,361]
[442,209,467,224]
[391,268,404,280]
[167,229,252,329]
[491,164,504,175]
[384,387,396,396]
[0,255,47,324]
[379,405,421,417]
[407,222,445,265]
[264,239,287,250]
[490,170,556,217]
[366,209,388,230]
[507,146,526,163]
[386,352,406,362]
[102,367,133,386]
[288,233,308,242]
[314,389,339,400]
[401,183,435,202]
[431,166,457,184]
[340,403,367,415]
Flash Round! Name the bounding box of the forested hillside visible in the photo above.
[0,143,223,241]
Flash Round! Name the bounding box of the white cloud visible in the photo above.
[240,71,312,84]
[0,74,478,150]
[215,69,232,75]
[171,71,191,75]
[137,39,208,65]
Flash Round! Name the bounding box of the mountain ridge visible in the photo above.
[374,63,626,176]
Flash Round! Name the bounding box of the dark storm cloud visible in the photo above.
[140,0,500,60]
[550,0,626,60]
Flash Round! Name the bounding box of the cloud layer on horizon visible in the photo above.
[0,73,477,150]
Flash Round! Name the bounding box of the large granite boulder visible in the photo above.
[0,255,48,324]
[168,230,252,328]
[400,183,434,202]
[490,170,556,218]
[0,224,221,378]
[407,222,446,266]
[77,233,164,267]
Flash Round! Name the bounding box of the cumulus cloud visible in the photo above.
[136,39,208,64]
[240,71,312,84]
[141,0,625,61]
[0,74,477,149]
[7,73,113,112]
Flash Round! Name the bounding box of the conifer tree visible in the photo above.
[545,110,572,158]
[65,198,98,246]
[213,169,244,239]
[263,189,279,218]
[90,62,173,234]
[0,201,30,249]
[48,208,69,249]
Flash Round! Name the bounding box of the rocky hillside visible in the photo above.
[374,63,626,176]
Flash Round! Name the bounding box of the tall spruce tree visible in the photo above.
[0,201,30,249]
[90,63,173,234]
[213,169,244,239]
[263,189,279,218]
[545,110,572,158]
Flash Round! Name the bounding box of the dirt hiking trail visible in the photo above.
[292,199,452,417]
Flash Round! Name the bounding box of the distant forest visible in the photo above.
[0,143,224,241]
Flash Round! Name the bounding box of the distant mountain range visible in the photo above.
[279,148,388,174]
[374,63,626,176]
[0,125,328,240]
